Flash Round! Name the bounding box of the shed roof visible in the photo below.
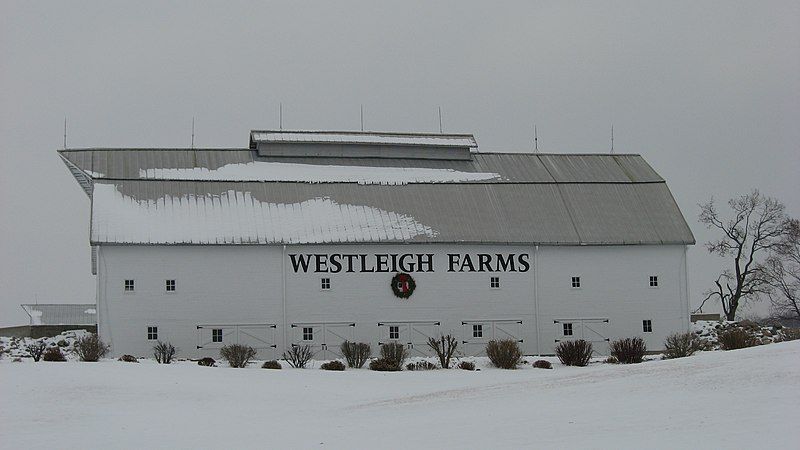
[59,146,694,246]
[21,304,97,326]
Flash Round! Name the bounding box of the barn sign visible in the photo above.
[288,253,531,274]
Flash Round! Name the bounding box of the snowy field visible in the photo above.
[2,342,799,449]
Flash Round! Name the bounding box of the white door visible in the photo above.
[196,323,277,359]
[461,320,524,356]
[553,318,610,355]
[378,321,441,357]
[291,322,355,359]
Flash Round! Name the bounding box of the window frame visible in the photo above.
[302,327,313,341]
[649,275,659,288]
[124,279,135,293]
[147,326,158,340]
[643,320,653,333]
[212,328,223,343]
[472,324,483,338]
[320,277,331,290]
[165,279,176,293]
[388,325,400,340]
[563,323,574,336]
[571,276,581,289]
[490,276,500,289]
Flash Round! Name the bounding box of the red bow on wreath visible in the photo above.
[391,273,416,299]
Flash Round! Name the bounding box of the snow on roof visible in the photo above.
[250,130,477,148]
[91,183,439,245]
[138,161,500,184]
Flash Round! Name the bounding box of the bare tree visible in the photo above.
[696,190,788,320]
[764,219,799,321]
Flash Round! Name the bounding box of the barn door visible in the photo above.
[291,322,355,359]
[461,320,523,356]
[378,321,440,357]
[322,322,356,358]
[581,319,610,354]
[196,323,277,358]
[553,318,610,355]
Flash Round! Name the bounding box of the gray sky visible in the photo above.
[1,1,798,326]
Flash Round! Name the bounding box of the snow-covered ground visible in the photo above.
[2,342,799,449]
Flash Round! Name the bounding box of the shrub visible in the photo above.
[340,341,371,368]
[427,334,458,369]
[369,358,401,371]
[220,344,257,368]
[663,332,701,359]
[74,334,111,362]
[197,357,215,367]
[780,328,800,341]
[555,340,593,366]
[380,342,407,368]
[283,345,312,368]
[320,360,346,371]
[533,359,552,369]
[406,361,438,371]
[486,339,522,369]
[719,328,756,350]
[153,341,176,364]
[457,360,476,371]
[26,341,46,362]
[604,356,618,364]
[118,354,138,363]
[42,346,67,362]
[610,337,647,364]
[261,360,282,369]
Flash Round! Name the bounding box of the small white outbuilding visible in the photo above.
[59,130,695,358]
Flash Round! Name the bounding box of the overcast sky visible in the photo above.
[1,1,798,326]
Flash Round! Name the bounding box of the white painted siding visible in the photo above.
[96,244,688,359]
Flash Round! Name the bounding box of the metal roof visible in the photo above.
[59,147,694,246]
[21,304,97,326]
[250,130,477,148]
[58,150,664,183]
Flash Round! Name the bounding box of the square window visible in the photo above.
[643,320,653,333]
[473,324,483,338]
[302,327,313,341]
[649,276,659,287]
[321,278,331,290]
[147,326,158,340]
[389,326,399,340]
[490,277,500,289]
[212,328,223,343]
[165,279,176,292]
[124,279,135,292]
[571,277,581,288]
[563,323,573,336]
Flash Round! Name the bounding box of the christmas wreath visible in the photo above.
[391,272,416,299]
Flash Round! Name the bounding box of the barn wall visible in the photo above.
[96,243,688,359]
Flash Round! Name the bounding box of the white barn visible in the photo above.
[59,130,695,359]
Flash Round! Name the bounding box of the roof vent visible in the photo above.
[249,130,477,160]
